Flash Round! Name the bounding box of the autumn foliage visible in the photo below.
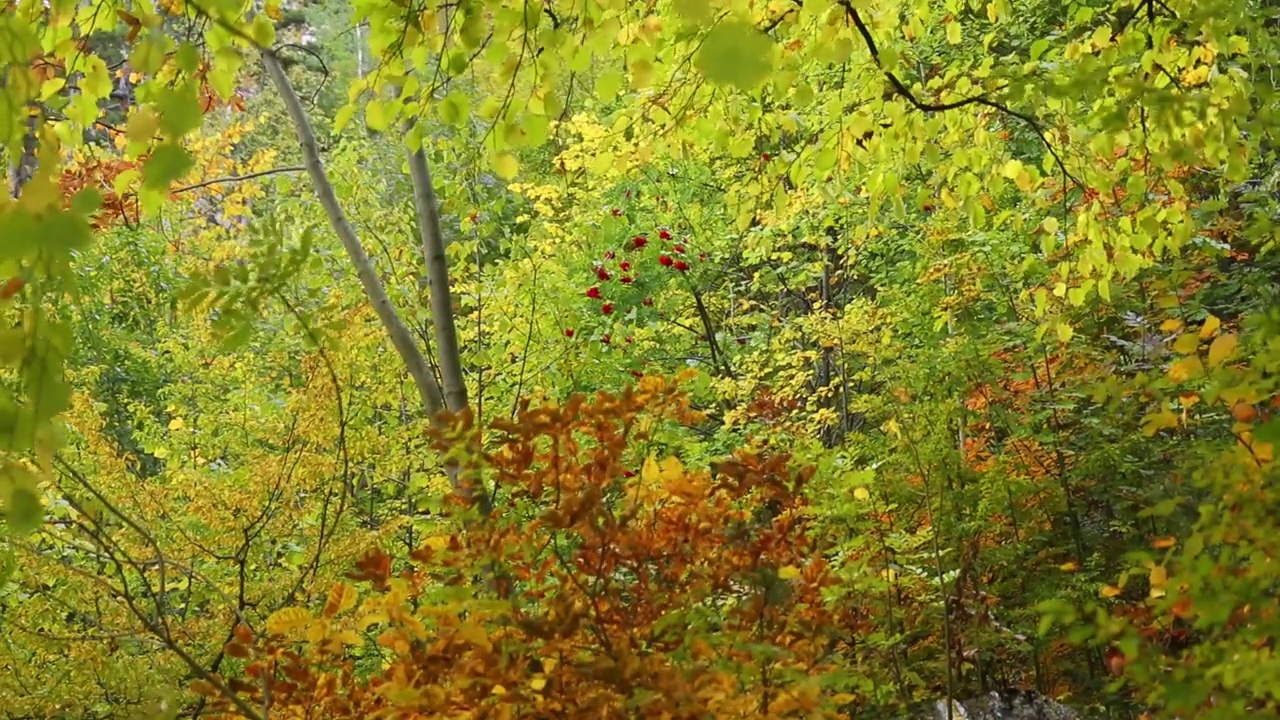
[202,377,858,718]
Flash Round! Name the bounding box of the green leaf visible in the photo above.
[673,0,712,21]
[70,188,103,216]
[366,99,390,132]
[0,16,40,65]
[334,103,356,133]
[142,143,194,190]
[946,20,962,45]
[82,55,112,99]
[175,42,201,74]
[438,91,469,127]
[597,69,623,100]
[251,14,276,47]
[3,465,42,535]
[694,20,774,92]
[156,84,203,138]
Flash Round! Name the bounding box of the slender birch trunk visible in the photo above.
[261,50,446,418]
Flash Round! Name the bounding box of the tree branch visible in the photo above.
[170,166,306,195]
[261,48,446,418]
[839,0,1080,188]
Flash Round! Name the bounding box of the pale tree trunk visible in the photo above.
[406,145,468,413]
[261,50,446,418]
[354,21,366,79]
[9,114,38,198]
[262,50,491,511]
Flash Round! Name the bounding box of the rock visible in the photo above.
[919,689,1081,720]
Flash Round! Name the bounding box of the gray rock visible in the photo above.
[918,690,1081,720]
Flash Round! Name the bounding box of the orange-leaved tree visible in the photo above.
[199,375,863,719]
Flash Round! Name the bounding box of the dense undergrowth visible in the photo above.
[2,0,1280,718]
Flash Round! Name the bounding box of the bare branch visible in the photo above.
[170,166,306,195]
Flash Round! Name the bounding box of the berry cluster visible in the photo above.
[564,222,707,340]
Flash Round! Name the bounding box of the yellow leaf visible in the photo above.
[641,454,661,484]
[1148,565,1168,598]
[491,684,508,696]
[1168,356,1204,383]
[494,153,519,180]
[265,607,311,635]
[1141,409,1178,436]
[658,456,684,482]
[457,622,492,651]
[1200,314,1221,338]
[168,417,185,431]
[1172,333,1200,354]
[323,582,358,617]
[1149,565,1168,588]
[357,611,389,632]
[1159,318,1184,333]
[1042,216,1059,234]
[778,565,801,580]
[330,629,363,645]
[1151,537,1177,550]
[1100,585,1122,598]
[1059,561,1079,572]
[946,20,962,44]
[1001,159,1024,179]
[1208,333,1238,368]
[529,676,547,691]
[853,487,870,501]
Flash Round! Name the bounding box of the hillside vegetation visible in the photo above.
[1,0,1279,718]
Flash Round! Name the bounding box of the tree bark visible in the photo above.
[406,143,468,414]
[261,49,446,418]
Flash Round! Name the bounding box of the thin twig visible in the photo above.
[170,166,305,195]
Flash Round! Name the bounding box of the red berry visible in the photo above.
[625,337,634,343]
[619,261,631,271]
[595,267,611,281]
[602,302,614,315]
[761,152,771,161]
[604,250,616,260]
[631,236,648,250]
[736,336,747,345]
[673,245,685,254]
[586,286,602,299]
[674,260,690,272]
[922,203,935,212]
[658,229,672,240]
[611,208,622,217]
[601,334,611,344]
[620,276,633,284]
[659,255,673,267]
[622,469,636,477]
[699,253,707,261]
[630,371,643,379]
[643,298,654,306]
[564,328,575,338]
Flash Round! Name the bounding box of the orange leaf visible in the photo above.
[0,277,25,300]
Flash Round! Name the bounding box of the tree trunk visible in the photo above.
[261,50,446,418]
[407,144,468,414]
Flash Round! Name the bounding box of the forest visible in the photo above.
[0,0,1278,718]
